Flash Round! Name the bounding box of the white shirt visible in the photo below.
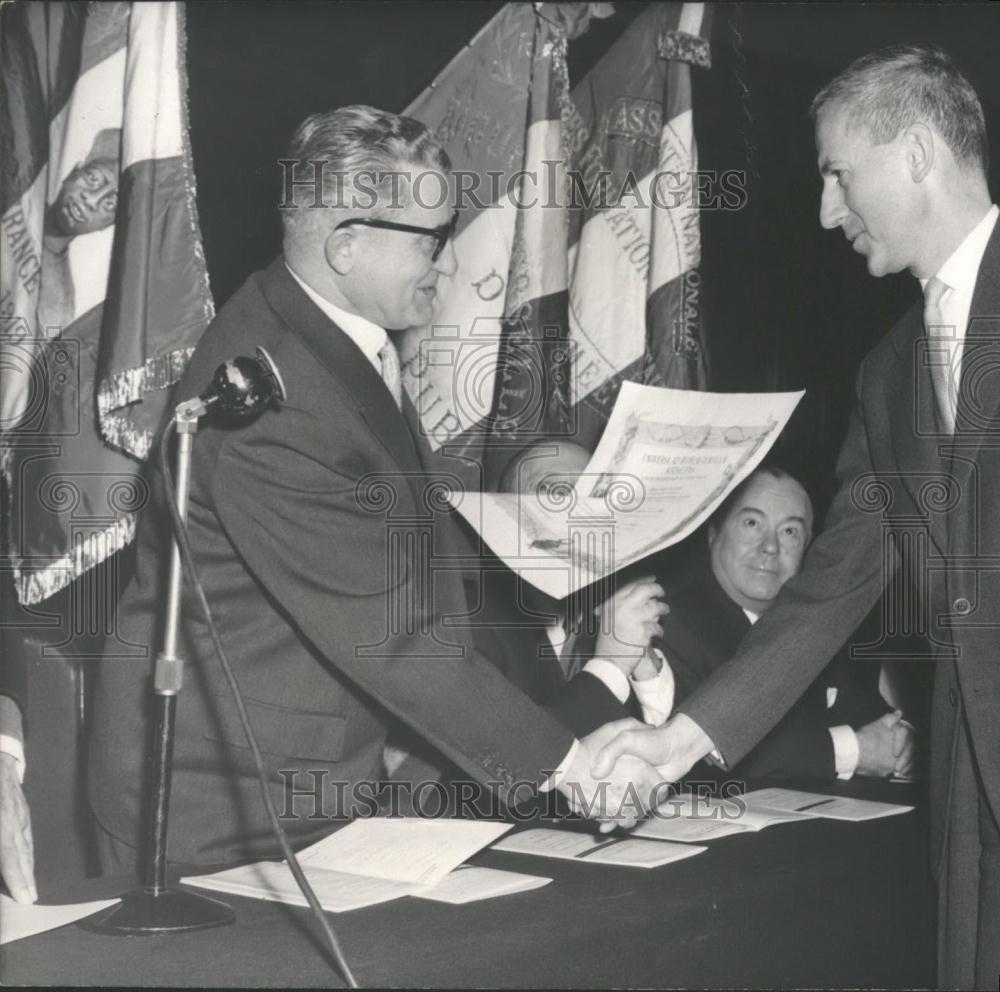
[584,653,675,727]
[544,622,675,726]
[919,204,999,394]
[286,264,390,375]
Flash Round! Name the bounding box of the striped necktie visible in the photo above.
[378,337,403,410]
[923,276,956,434]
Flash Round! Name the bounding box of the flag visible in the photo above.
[398,2,540,488]
[1,2,213,606]
[481,6,574,490]
[565,2,711,447]
[398,2,712,490]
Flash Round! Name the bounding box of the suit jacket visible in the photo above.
[87,259,621,867]
[459,559,621,734]
[0,641,26,713]
[658,556,888,780]
[679,219,1000,874]
[0,568,27,712]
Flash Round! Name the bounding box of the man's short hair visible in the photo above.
[711,464,814,540]
[281,105,450,238]
[809,44,988,176]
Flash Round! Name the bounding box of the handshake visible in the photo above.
[550,713,716,833]
[548,575,717,832]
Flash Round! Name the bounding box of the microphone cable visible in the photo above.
[158,417,359,988]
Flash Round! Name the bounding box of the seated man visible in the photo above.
[654,465,915,781]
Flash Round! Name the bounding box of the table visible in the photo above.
[1,780,936,988]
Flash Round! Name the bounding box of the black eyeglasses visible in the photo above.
[335,210,459,262]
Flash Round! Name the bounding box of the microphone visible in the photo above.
[175,346,286,421]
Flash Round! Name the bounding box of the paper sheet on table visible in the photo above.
[493,828,706,868]
[181,860,422,914]
[295,818,514,887]
[645,792,810,836]
[183,818,516,913]
[448,384,804,597]
[743,787,914,822]
[415,866,552,904]
[0,894,120,945]
[632,814,752,843]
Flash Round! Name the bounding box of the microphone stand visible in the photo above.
[84,406,234,934]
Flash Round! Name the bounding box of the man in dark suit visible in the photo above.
[659,466,913,781]
[87,106,659,871]
[593,46,1000,988]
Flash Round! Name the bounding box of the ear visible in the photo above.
[323,227,355,275]
[902,123,934,183]
[706,523,717,548]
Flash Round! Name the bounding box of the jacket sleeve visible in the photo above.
[210,405,576,799]
[678,368,894,768]
[732,693,836,780]
[546,672,631,737]
[659,609,837,780]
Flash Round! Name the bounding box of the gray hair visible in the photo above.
[280,105,450,239]
[810,45,988,175]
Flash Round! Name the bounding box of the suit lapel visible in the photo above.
[683,558,752,662]
[258,259,423,477]
[953,222,1000,459]
[884,221,1000,557]
[885,305,952,556]
[945,223,1000,564]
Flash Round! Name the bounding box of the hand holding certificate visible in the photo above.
[449,384,804,598]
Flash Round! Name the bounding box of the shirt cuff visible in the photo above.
[581,658,631,704]
[630,649,674,726]
[705,748,727,769]
[829,724,859,780]
[0,735,26,784]
[539,739,580,793]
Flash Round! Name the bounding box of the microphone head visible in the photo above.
[255,347,286,403]
[199,348,286,419]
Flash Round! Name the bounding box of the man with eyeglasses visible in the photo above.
[88,105,661,874]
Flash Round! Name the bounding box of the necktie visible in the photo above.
[378,338,403,410]
[923,276,956,434]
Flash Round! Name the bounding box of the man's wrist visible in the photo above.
[658,712,717,775]
[630,651,674,727]
[540,739,581,793]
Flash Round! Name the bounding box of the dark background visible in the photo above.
[186,0,1000,514]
